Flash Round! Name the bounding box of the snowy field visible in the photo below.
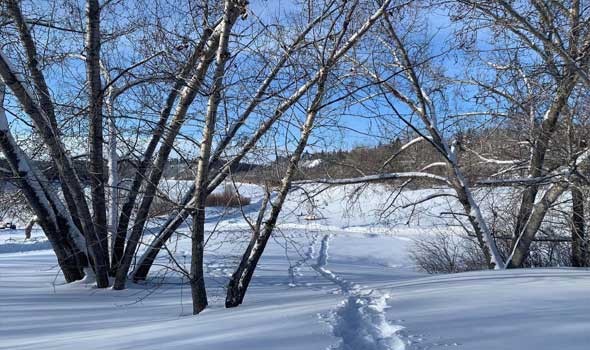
[1,183,589,350]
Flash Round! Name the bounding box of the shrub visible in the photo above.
[409,231,488,274]
[148,195,178,218]
[205,185,251,208]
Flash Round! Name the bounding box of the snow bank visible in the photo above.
[0,240,51,254]
[387,269,590,349]
[2,183,588,349]
[301,159,322,168]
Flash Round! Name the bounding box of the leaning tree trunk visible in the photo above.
[226,68,328,308]
[3,0,108,285]
[133,0,392,283]
[111,43,217,290]
[111,29,214,274]
[0,85,86,281]
[0,130,85,281]
[131,186,194,281]
[112,5,245,290]
[510,77,577,263]
[130,30,312,281]
[508,181,570,267]
[225,0,393,306]
[0,48,110,288]
[376,9,507,269]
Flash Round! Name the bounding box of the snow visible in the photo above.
[332,294,405,350]
[301,158,323,168]
[0,229,49,253]
[0,239,51,254]
[1,183,589,349]
[312,234,406,350]
[388,269,590,349]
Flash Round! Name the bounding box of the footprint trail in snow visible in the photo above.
[311,234,406,350]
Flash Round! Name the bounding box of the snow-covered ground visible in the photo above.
[1,183,589,349]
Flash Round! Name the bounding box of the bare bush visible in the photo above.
[410,231,488,274]
[0,188,33,225]
[148,195,179,218]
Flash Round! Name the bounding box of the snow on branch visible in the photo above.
[381,136,433,169]
[294,172,449,186]
[475,176,554,187]
[465,146,524,165]
[400,193,458,208]
[421,162,447,171]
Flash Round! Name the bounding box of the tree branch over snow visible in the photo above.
[294,172,450,186]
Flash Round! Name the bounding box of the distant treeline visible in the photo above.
[236,125,590,187]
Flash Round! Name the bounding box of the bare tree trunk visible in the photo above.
[106,94,119,270]
[0,85,85,281]
[373,14,506,268]
[511,77,576,254]
[190,203,208,313]
[189,0,237,315]
[112,7,244,290]
[131,186,194,281]
[133,0,392,284]
[226,67,329,308]
[447,170,494,268]
[131,10,328,282]
[86,0,109,268]
[0,27,109,288]
[0,144,84,280]
[24,216,38,240]
[502,0,585,265]
[111,29,214,274]
[5,0,85,236]
[112,52,216,289]
[508,181,570,267]
[571,187,586,267]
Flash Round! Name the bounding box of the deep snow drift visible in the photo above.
[1,183,589,349]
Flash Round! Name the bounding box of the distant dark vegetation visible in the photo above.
[1,126,586,191]
[240,125,589,188]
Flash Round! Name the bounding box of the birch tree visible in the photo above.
[130,0,344,283]
[455,0,590,267]
[0,82,88,281]
[225,0,395,307]
[1,0,109,286]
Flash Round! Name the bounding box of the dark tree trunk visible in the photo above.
[190,206,208,314]
[0,45,110,288]
[111,31,212,275]
[85,0,109,268]
[226,65,329,308]
[571,188,586,267]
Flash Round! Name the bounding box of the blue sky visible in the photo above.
[1,0,473,158]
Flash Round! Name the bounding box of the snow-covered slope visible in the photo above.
[1,183,588,350]
[388,269,590,349]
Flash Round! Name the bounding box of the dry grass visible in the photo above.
[148,185,252,218]
[205,186,251,207]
